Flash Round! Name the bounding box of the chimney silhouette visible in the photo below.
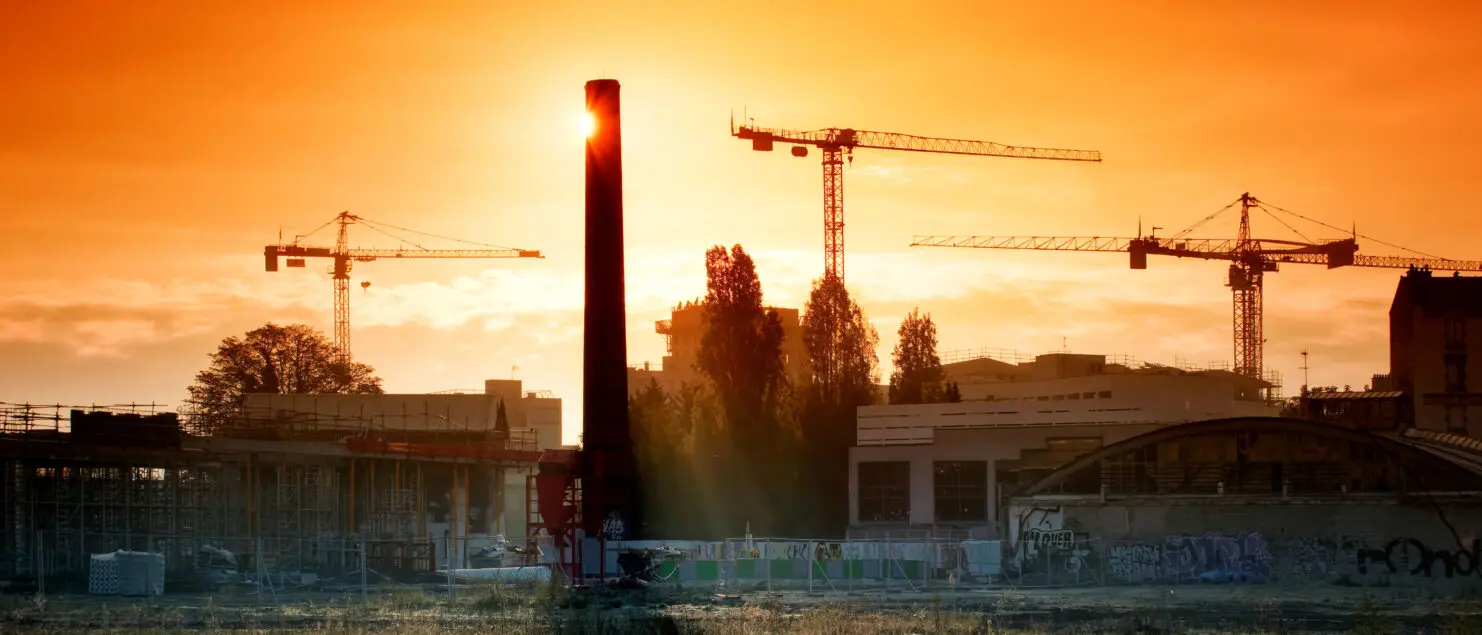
[581,78,640,540]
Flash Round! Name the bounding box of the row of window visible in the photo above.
[857,460,988,523]
[985,391,1114,403]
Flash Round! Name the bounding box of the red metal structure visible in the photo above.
[264,212,543,364]
[913,192,1482,383]
[531,449,583,581]
[733,120,1101,283]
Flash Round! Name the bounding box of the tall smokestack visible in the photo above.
[582,79,640,540]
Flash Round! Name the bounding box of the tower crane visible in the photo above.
[264,211,543,364]
[732,117,1101,283]
[912,192,1482,384]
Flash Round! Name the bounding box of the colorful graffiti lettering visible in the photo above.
[1160,532,1271,583]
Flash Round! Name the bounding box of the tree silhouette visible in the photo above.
[494,399,510,435]
[944,380,963,403]
[695,244,792,534]
[697,245,788,446]
[800,272,879,533]
[183,323,382,435]
[889,308,945,404]
[802,272,879,411]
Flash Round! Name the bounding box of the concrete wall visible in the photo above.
[1399,311,1482,437]
[1006,496,1482,588]
[500,395,564,539]
[848,423,1164,533]
[243,393,497,432]
[859,373,1277,445]
[658,303,809,387]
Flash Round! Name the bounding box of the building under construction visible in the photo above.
[0,382,557,588]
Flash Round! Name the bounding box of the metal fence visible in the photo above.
[26,531,1390,610]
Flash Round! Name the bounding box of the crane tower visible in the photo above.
[913,193,1482,385]
[264,212,542,363]
[733,118,1100,283]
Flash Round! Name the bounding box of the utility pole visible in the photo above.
[1299,349,1310,395]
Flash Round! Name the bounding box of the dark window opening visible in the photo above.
[1445,316,1467,349]
[858,461,910,522]
[1098,391,1113,399]
[933,461,988,522]
[1446,353,1468,392]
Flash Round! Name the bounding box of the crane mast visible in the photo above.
[734,119,1100,283]
[333,214,352,365]
[912,193,1482,387]
[265,211,543,365]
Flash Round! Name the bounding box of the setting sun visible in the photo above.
[580,111,596,138]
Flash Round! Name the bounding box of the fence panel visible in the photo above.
[1005,536,1102,587]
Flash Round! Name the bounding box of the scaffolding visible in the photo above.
[0,401,542,587]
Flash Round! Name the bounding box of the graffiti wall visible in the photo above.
[1005,501,1482,588]
[1104,532,1271,583]
[591,538,1005,584]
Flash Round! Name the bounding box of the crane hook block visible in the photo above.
[791,146,808,158]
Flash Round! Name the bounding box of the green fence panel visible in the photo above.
[735,559,757,579]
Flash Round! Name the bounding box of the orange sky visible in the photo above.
[3,2,1481,443]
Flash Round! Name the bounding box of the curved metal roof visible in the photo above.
[1019,416,1482,497]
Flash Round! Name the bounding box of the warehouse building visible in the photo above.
[1003,416,1482,588]
[848,352,1278,538]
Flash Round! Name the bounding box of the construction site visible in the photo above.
[2,60,1482,635]
[0,386,563,591]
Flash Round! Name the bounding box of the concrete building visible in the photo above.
[241,379,563,542]
[848,352,1278,538]
[1004,417,1482,588]
[631,300,810,394]
[1390,268,1482,437]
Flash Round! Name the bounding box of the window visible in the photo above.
[934,461,988,522]
[1098,391,1113,399]
[858,461,910,522]
[1082,392,1096,399]
[1446,353,1468,392]
[1445,316,1467,349]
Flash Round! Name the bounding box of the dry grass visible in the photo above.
[1,584,1479,634]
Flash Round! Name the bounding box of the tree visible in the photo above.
[697,245,789,449]
[944,380,963,403]
[629,378,683,537]
[801,272,879,412]
[494,399,510,435]
[889,308,945,405]
[183,323,382,434]
[695,244,793,534]
[799,272,879,534]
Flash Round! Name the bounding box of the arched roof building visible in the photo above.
[1004,417,1482,588]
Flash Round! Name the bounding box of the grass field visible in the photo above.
[2,581,1480,633]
